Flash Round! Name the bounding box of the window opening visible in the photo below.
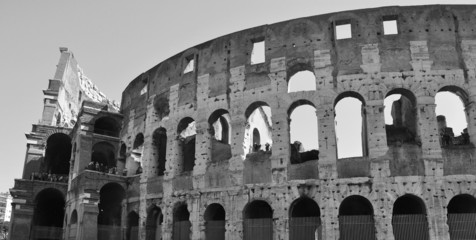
[335,94,366,158]
[392,195,429,240]
[204,204,226,240]
[288,70,316,93]
[447,194,476,239]
[289,103,319,164]
[183,57,194,74]
[153,128,167,176]
[339,195,376,240]
[383,17,398,35]
[335,20,352,40]
[436,90,469,146]
[244,102,272,156]
[289,197,321,240]
[251,40,265,64]
[146,206,163,240]
[384,90,418,146]
[177,118,196,172]
[243,200,273,240]
[208,110,232,162]
[173,204,191,240]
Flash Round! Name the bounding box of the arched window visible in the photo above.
[288,70,316,93]
[243,200,273,240]
[177,118,196,172]
[173,203,191,240]
[244,102,272,155]
[98,183,125,240]
[436,86,470,146]
[91,142,116,170]
[204,203,226,240]
[43,133,72,175]
[338,195,376,240]
[153,128,167,176]
[208,110,232,162]
[127,211,139,240]
[146,206,163,240]
[288,100,319,164]
[334,92,367,158]
[384,89,418,146]
[32,188,65,240]
[94,117,120,137]
[131,133,144,174]
[289,197,321,240]
[447,194,476,239]
[392,194,429,240]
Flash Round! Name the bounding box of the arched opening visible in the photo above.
[288,101,319,164]
[447,194,476,239]
[146,206,163,240]
[31,188,65,240]
[131,133,144,175]
[204,203,226,240]
[117,143,127,173]
[392,194,429,240]
[97,183,125,240]
[90,142,116,173]
[244,102,272,156]
[243,200,273,240]
[177,118,196,173]
[153,128,167,176]
[288,70,316,93]
[69,210,78,239]
[338,195,376,240]
[94,117,120,137]
[436,86,470,146]
[42,133,72,175]
[384,89,418,146]
[126,211,139,240]
[289,197,321,240]
[208,110,232,162]
[334,92,367,158]
[173,203,191,240]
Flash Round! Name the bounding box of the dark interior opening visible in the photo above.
[244,200,273,219]
[339,195,373,216]
[393,195,426,215]
[94,117,120,137]
[42,133,72,175]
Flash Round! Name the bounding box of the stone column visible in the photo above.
[79,202,99,240]
[366,99,391,178]
[316,103,338,179]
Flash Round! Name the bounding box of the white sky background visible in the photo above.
[0,0,474,193]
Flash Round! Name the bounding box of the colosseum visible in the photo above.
[8,4,476,240]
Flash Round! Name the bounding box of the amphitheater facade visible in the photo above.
[9,4,476,240]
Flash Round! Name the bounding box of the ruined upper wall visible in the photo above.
[120,5,476,116]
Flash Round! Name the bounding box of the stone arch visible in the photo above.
[173,202,191,240]
[244,101,273,154]
[287,64,316,93]
[208,109,232,162]
[152,127,167,176]
[146,205,163,240]
[177,117,196,173]
[338,195,376,240]
[392,194,429,240]
[334,91,368,158]
[131,133,144,173]
[289,197,321,240]
[41,133,72,175]
[31,188,65,240]
[98,182,125,240]
[243,200,273,240]
[126,211,139,240]
[447,194,476,239]
[204,203,226,240]
[384,88,419,145]
[94,116,120,137]
[288,100,319,164]
[436,85,470,145]
[91,142,116,169]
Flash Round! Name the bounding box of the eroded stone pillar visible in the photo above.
[316,103,338,179]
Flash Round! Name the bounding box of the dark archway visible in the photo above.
[31,188,65,240]
[177,118,196,173]
[243,200,273,240]
[392,194,429,240]
[146,206,163,240]
[447,194,476,239]
[173,203,191,240]
[97,183,125,240]
[153,128,167,176]
[126,211,139,240]
[42,133,72,175]
[289,197,321,240]
[208,110,232,163]
[204,203,225,240]
[94,117,120,137]
[91,142,116,170]
[338,195,376,240]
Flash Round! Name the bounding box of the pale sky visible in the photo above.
[0,0,474,194]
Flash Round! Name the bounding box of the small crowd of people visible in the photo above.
[86,161,119,175]
[252,142,271,152]
[30,172,68,183]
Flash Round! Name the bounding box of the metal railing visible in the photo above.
[392,214,429,240]
[448,213,476,240]
[339,215,377,240]
[243,218,272,240]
